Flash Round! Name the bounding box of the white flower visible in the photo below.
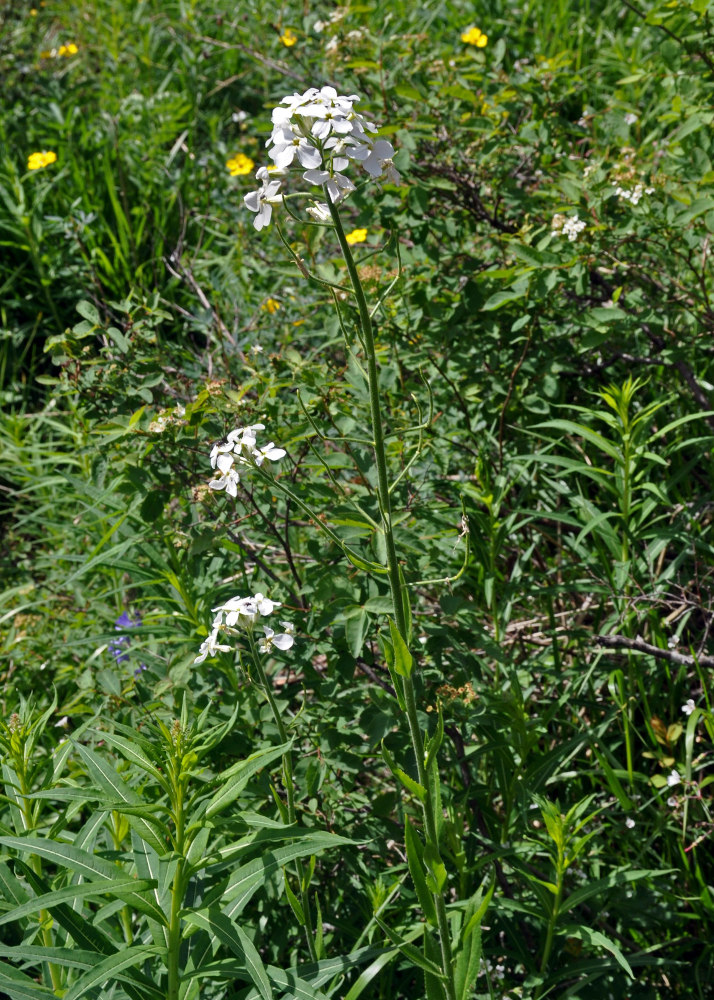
[54,716,70,729]
[303,167,355,203]
[682,698,696,716]
[624,112,638,125]
[219,596,259,627]
[244,172,283,231]
[625,816,636,829]
[667,769,681,787]
[561,214,587,241]
[258,625,295,653]
[253,442,287,466]
[306,201,332,222]
[194,628,232,664]
[667,795,678,808]
[280,620,295,634]
[209,463,240,498]
[269,128,323,170]
[353,138,400,183]
[253,592,281,616]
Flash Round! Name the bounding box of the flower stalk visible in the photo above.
[327,195,457,1000]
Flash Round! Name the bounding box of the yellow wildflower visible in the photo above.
[345,228,368,245]
[461,26,488,47]
[58,42,79,56]
[261,298,281,313]
[279,28,298,46]
[27,150,57,171]
[30,8,38,15]
[226,153,255,176]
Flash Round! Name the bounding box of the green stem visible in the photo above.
[327,194,457,1000]
[247,633,318,963]
[17,768,62,993]
[536,862,564,998]
[167,776,186,1000]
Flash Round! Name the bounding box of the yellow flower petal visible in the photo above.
[345,228,368,245]
[226,153,255,176]
[27,150,57,171]
[461,26,487,47]
[261,298,281,313]
[280,28,297,47]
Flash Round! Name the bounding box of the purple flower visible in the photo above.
[109,612,143,667]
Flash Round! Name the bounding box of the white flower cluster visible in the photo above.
[244,86,400,230]
[551,212,587,242]
[194,591,295,663]
[149,404,186,434]
[209,423,286,498]
[614,182,654,205]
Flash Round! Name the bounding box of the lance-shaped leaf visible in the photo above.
[203,741,292,821]
[63,945,166,1000]
[73,742,167,855]
[186,909,273,1000]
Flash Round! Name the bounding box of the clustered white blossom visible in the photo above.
[614,182,654,205]
[208,423,286,498]
[244,86,400,230]
[551,212,587,242]
[149,404,186,434]
[194,591,295,664]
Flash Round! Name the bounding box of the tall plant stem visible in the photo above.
[327,194,457,1000]
[247,633,318,963]
[17,771,61,993]
[167,778,186,1000]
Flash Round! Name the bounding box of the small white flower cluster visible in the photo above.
[244,86,400,230]
[551,212,587,242]
[479,959,506,981]
[194,592,295,664]
[623,112,638,125]
[209,424,286,498]
[149,404,186,434]
[614,182,654,205]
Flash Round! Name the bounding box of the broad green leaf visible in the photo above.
[388,619,413,677]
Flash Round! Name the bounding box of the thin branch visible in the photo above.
[595,633,714,668]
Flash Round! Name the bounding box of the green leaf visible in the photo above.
[0,838,166,926]
[186,909,273,1000]
[0,960,56,1000]
[381,744,426,802]
[423,843,447,894]
[72,742,168,854]
[558,923,633,977]
[0,877,158,927]
[562,868,673,914]
[454,873,494,1000]
[204,742,292,820]
[404,819,437,925]
[209,834,355,920]
[388,619,413,677]
[63,946,165,1000]
[373,917,444,979]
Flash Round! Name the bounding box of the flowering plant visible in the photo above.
[243,86,399,229]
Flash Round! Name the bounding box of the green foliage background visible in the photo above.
[1,0,714,997]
